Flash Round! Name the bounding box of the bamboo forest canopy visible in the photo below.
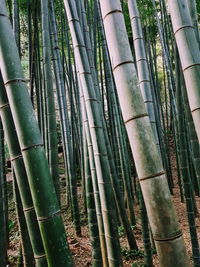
[0,0,200,267]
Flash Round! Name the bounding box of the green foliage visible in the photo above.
[118,225,125,237]
[132,262,145,267]
[122,247,144,260]
[118,225,136,237]
[8,219,15,232]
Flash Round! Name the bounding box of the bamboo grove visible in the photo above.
[0,0,200,266]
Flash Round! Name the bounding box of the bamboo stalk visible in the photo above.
[99,0,189,265]
[0,2,72,265]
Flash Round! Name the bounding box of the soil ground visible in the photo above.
[6,149,200,267]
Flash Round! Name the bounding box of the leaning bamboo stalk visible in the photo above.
[176,70,200,266]
[0,73,47,267]
[127,0,160,151]
[82,0,138,251]
[0,119,7,267]
[168,0,200,144]
[99,0,189,266]
[49,0,81,236]
[187,0,200,47]
[13,176,34,266]
[64,0,122,265]
[79,80,108,267]
[84,135,103,267]
[0,2,72,266]
[41,0,60,199]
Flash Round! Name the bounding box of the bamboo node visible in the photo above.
[139,79,151,84]
[191,107,200,113]
[37,210,61,221]
[124,113,148,124]
[183,63,200,72]
[174,25,194,36]
[103,9,123,21]
[4,78,26,86]
[85,98,98,102]
[133,37,144,42]
[68,18,79,23]
[0,103,9,110]
[130,15,140,21]
[34,254,46,260]
[21,143,44,152]
[0,13,8,18]
[112,60,134,72]
[139,171,165,182]
[73,44,85,49]
[23,206,34,212]
[11,154,22,162]
[154,230,183,242]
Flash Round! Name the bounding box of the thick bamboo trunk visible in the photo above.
[0,72,47,267]
[99,0,190,266]
[168,0,200,144]
[187,0,200,47]
[0,2,72,266]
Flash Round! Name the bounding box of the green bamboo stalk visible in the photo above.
[0,2,72,266]
[137,181,153,267]
[64,0,122,265]
[127,0,160,152]
[41,0,60,200]
[187,0,200,47]
[0,119,7,267]
[12,0,20,51]
[99,13,136,226]
[0,73,48,267]
[176,67,200,266]
[84,134,103,267]
[79,78,108,266]
[168,0,200,144]
[49,0,81,236]
[13,175,34,266]
[182,84,200,194]
[99,0,190,265]
[82,1,138,251]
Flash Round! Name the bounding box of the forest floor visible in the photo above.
[6,148,200,267]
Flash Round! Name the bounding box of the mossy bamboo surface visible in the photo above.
[99,0,190,266]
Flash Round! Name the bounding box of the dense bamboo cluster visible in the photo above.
[0,0,200,266]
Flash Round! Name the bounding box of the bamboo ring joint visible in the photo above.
[139,171,165,182]
[4,78,26,86]
[0,103,9,110]
[37,210,61,221]
[154,230,183,242]
[21,143,44,152]
[103,9,123,21]
[112,60,135,72]
[124,113,148,124]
